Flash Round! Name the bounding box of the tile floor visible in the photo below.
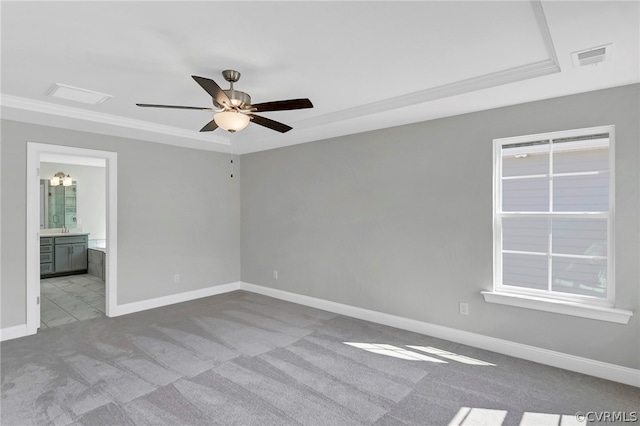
[40,274,105,329]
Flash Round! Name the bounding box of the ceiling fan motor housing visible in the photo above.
[217,89,251,108]
[217,69,251,108]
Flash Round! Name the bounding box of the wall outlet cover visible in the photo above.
[459,302,469,316]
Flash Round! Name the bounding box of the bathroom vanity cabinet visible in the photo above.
[40,233,89,278]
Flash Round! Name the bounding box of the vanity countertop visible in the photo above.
[40,232,90,238]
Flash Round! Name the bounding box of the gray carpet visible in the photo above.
[1,290,638,425]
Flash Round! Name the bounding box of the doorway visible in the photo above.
[39,159,106,328]
[26,143,117,335]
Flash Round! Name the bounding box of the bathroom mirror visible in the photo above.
[40,179,77,229]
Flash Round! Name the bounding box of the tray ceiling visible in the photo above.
[1,1,638,154]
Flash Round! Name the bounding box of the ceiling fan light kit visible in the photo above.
[214,110,250,133]
[136,69,313,134]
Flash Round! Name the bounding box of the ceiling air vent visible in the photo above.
[46,83,112,105]
[571,44,612,68]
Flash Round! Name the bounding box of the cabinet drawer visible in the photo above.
[54,235,87,245]
[40,263,53,274]
[41,245,53,253]
[40,237,53,245]
[40,252,53,263]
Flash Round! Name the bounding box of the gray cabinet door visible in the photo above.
[54,245,72,273]
[70,243,87,270]
[54,243,87,273]
[52,235,88,274]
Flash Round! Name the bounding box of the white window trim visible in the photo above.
[488,125,632,324]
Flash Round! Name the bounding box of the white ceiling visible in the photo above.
[2,1,638,154]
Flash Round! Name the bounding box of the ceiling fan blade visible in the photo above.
[136,103,214,110]
[192,75,232,107]
[199,119,218,132]
[249,114,292,133]
[248,98,313,113]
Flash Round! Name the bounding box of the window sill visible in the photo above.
[481,291,633,324]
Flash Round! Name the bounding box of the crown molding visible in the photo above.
[2,0,559,155]
[234,57,560,152]
[256,0,560,134]
[1,94,232,151]
[290,59,560,133]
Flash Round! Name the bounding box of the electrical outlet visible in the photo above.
[174,274,181,283]
[459,302,469,316]
[273,270,278,280]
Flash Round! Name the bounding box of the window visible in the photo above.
[493,126,614,307]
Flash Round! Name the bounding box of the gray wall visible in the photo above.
[2,85,638,369]
[241,84,640,369]
[1,121,240,327]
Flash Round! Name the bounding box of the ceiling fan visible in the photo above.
[136,70,313,134]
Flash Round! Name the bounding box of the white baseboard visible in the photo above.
[112,282,241,317]
[240,282,640,387]
[0,324,29,342]
[1,282,242,341]
[4,280,638,387]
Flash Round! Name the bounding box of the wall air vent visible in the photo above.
[46,83,112,105]
[571,44,612,68]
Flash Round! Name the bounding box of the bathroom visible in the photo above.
[39,159,107,328]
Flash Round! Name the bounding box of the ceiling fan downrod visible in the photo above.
[221,69,250,108]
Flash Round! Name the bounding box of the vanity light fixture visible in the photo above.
[50,172,73,187]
